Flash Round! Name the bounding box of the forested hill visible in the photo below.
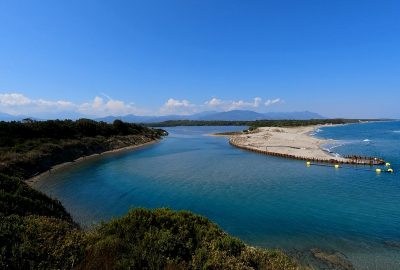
[0,119,166,179]
[0,118,166,141]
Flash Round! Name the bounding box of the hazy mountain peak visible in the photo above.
[94,110,325,123]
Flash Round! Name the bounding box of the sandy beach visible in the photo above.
[26,139,160,187]
[228,125,382,164]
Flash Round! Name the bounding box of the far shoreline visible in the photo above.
[27,139,161,187]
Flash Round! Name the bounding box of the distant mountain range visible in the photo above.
[0,112,32,121]
[96,110,326,123]
[197,110,325,121]
[0,110,326,122]
[0,112,89,121]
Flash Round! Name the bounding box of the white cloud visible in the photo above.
[254,97,262,107]
[78,96,140,117]
[36,99,75,108]
[264,98,282,107]
[228,97,263,110]
[204,97,280,111]
[0,92,284,118]
[0,93,77,115]
[0,93,33,106]
[205,98,222,106]
[0,92,142,117]
[92,96,103,109]
[165,98,191,108]
[160,98,195,115]
[161,97,283,115]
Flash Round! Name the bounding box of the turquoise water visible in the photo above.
[34,122,400,269]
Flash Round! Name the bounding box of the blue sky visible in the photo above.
[0,0,399,118]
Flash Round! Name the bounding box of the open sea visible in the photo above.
[34,121,400,269]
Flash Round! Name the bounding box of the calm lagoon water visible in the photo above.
[34,122,400,269]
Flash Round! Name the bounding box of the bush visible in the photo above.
[0,215,85,270]
[0,174,72,221]
[78,208,303,270]
[0,204,304,269]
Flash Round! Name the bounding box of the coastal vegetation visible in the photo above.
[0,173,72,221]
[0,119,304,269]
[0,119,166,179]
[0,195,303,269]
[79,208,302,270]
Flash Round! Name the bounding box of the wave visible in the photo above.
[393,130,400,133]
[321,139,363,156]
[321,142,347,157]
[322,144,344,152]
[309,128,323,136]
[363,139,371,142]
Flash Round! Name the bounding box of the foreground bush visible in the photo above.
[78,208,302,270]
[0,215,85,270]
[0,204,303,270]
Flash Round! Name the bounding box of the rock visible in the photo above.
[383,240,400,249]
[310,248,355,270]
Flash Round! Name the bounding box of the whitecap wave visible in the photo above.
[363,139,371,142]
[309,128,323,136]
[321,142,347,157]
[393,130,400,133]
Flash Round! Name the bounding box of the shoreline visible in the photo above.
[226,124,384,165]
[26,139,160,187]
[205,132,240,137]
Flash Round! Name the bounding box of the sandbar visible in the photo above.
[228,125,383,165]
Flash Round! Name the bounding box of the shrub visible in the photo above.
[78,208,303,270]
[0,215,85,270]
[0,174,72,221]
